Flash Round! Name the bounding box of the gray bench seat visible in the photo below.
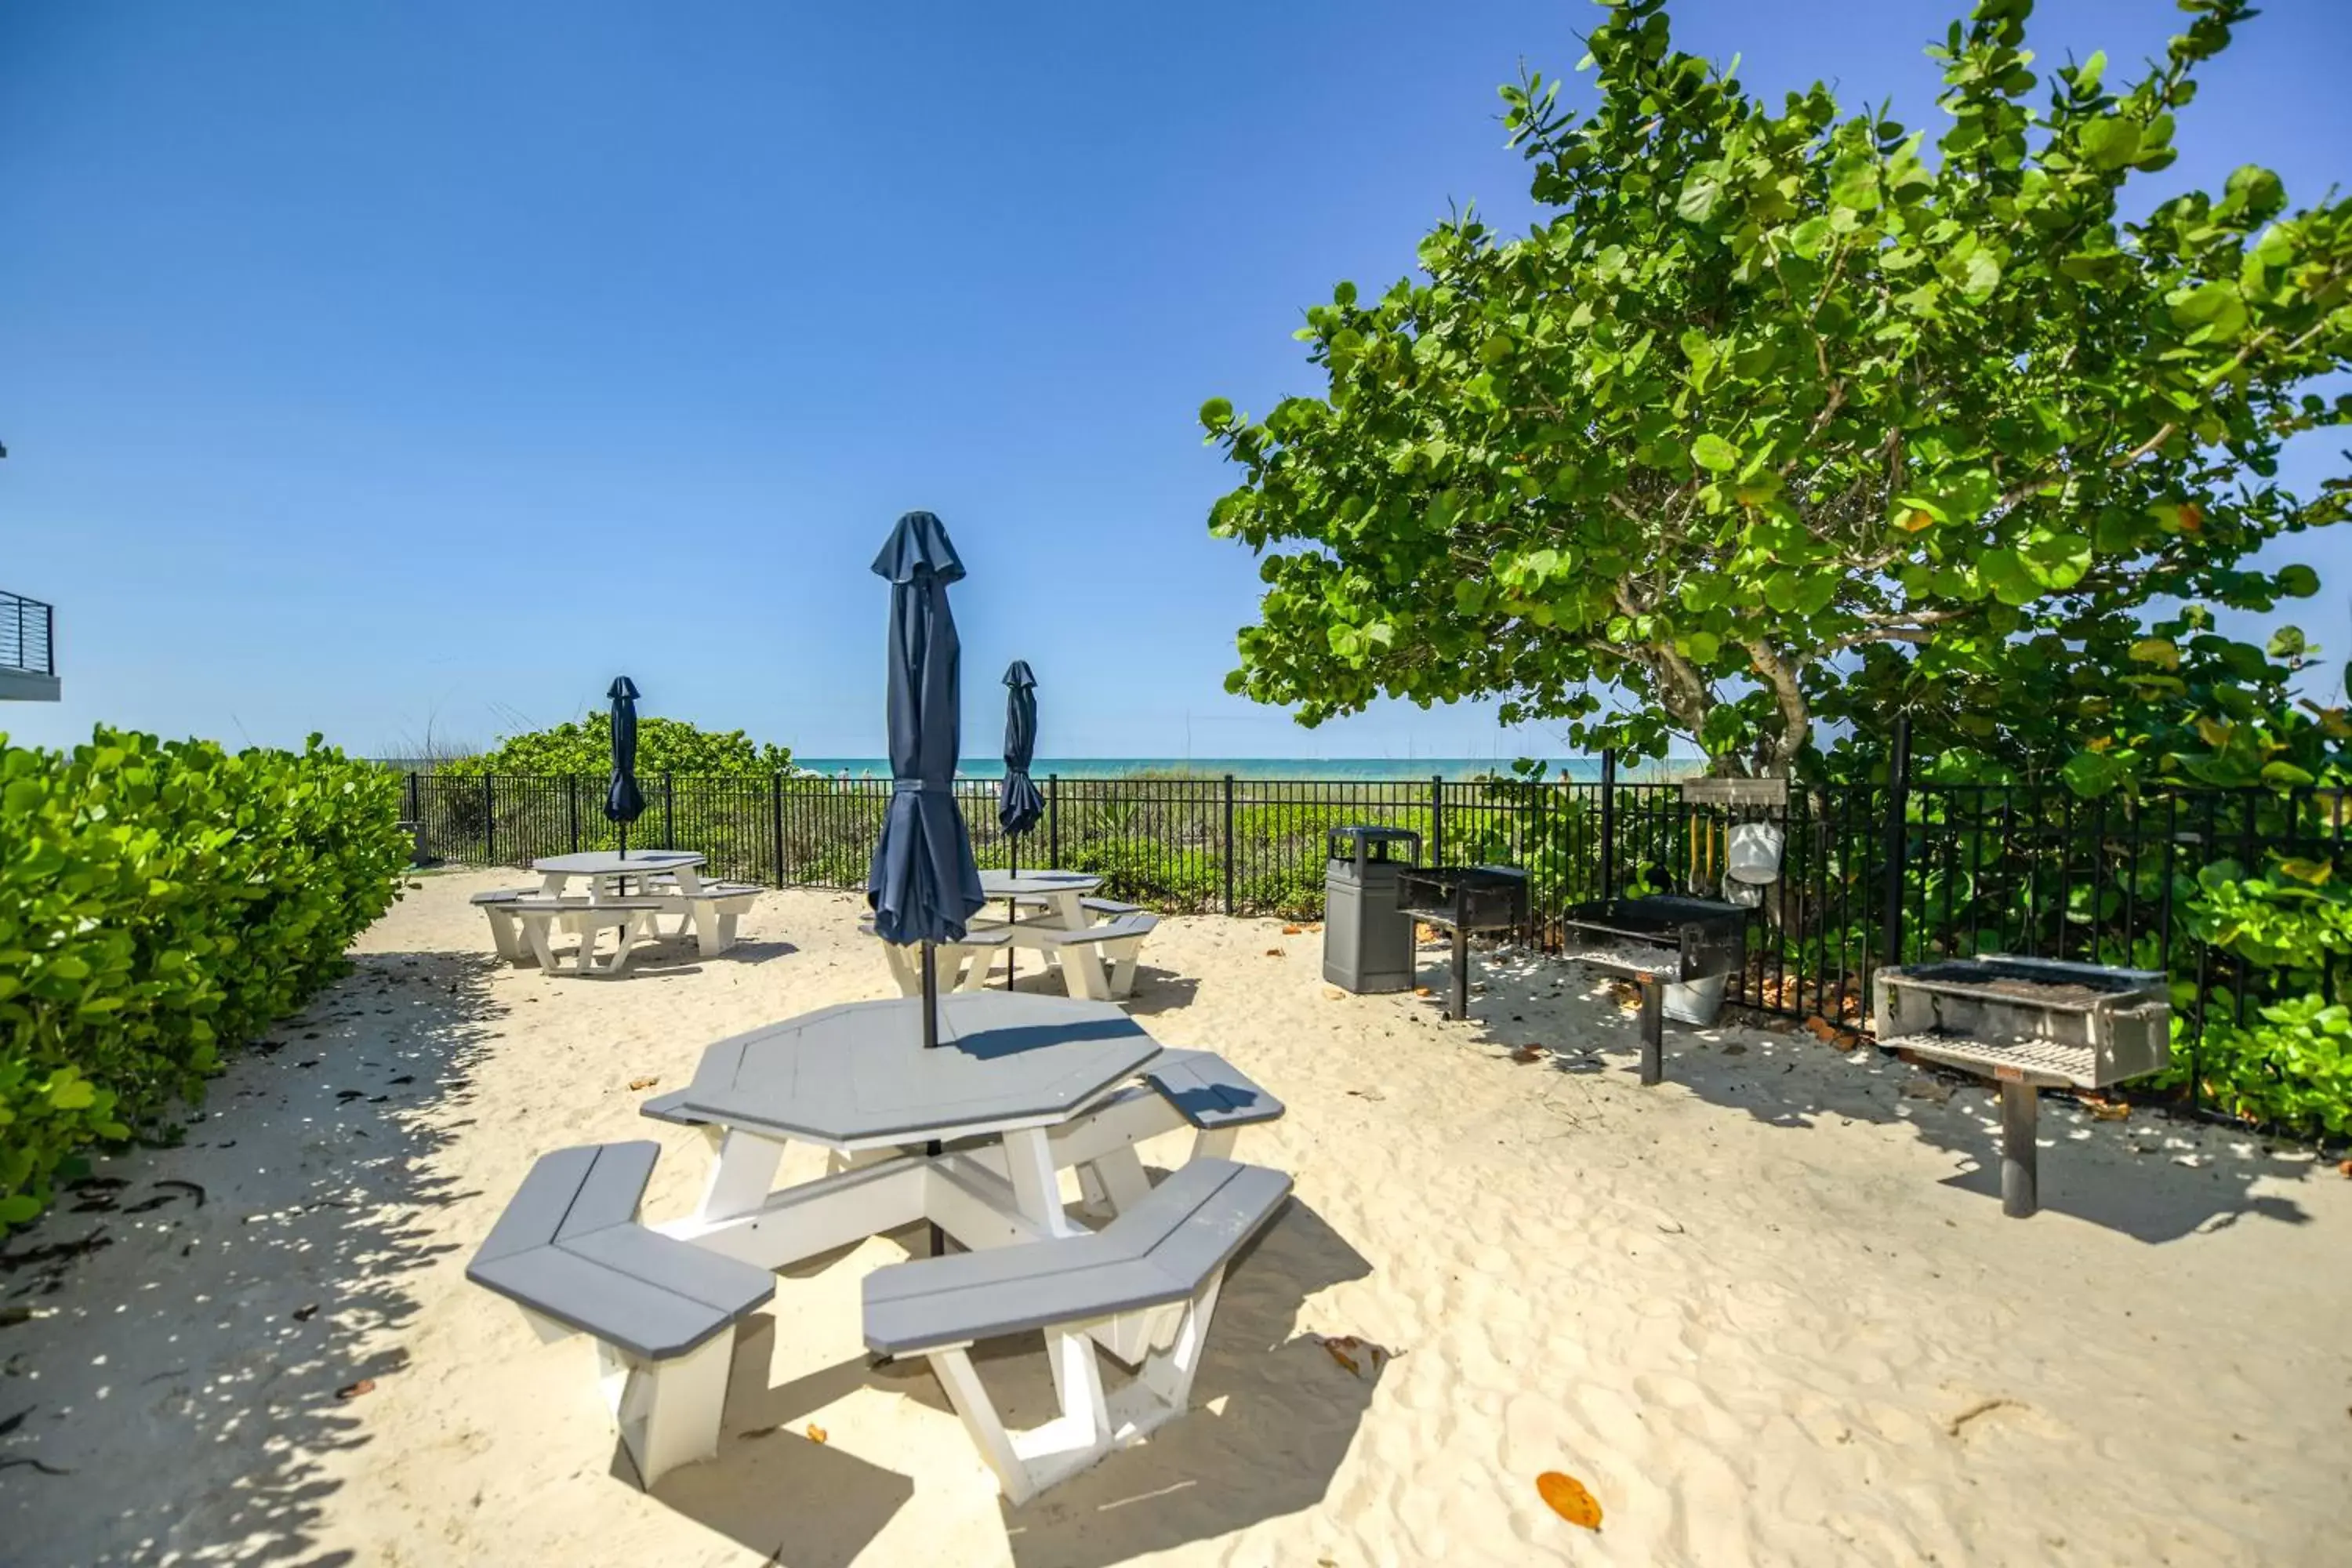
[1000,913,1159,1001]
[1081,896,1143,918]
[862,1156,1288,1503]
[861,919,1011,996]
[1143,1049,1284,1155]
[467,1142,774,1484]
[863,1155,1288,1356]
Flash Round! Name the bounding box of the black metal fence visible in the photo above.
[401,748,2343,1125]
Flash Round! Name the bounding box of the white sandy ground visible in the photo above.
[3,872,2350,1567]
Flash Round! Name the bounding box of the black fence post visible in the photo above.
[771,772,786,887]
[567,774,580,853]
[1430,774,1446,867]
[1047,774,1061,866]
[1222,774,1236,915]
[1879,717,1914,979]
[1599,749,1617,902]
[482,774,496,864]
[663,771,676,848]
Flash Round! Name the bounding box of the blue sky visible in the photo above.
[4,0,2347,761]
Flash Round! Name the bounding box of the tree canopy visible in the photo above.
[1203,0,2351,783]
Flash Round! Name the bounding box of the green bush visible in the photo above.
[0,728,409,1229]
[439,714,792,779]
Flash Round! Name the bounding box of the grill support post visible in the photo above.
[1999,1079,2039,1218]
[1638,978,1664,1086]
[1449,923,1469,1022]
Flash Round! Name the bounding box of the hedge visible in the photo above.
[0,728,410,1228]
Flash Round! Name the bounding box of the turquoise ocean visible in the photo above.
[795,757,1686,782]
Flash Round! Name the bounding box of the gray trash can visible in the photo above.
[1323,826,1422,993]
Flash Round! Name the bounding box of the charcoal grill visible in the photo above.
[1557,895,1747,1085]
[1396,866,1530,1020]
[1874,956,2169,1217]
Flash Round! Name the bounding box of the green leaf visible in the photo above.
[1676,165,1725,225]
[2275,564,2320,598]
[1690,434,1740,473]
[2078,116,2142,172]
[2061,750,2128,798]
[1199,397,1234,431]
[0,1194,42,1225]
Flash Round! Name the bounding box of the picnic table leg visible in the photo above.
[521,914,562,975]
[1639,977,1664,1085]
[540,871,567,896]
[697,1129,788,1223]
[1999,1079,2039,1218]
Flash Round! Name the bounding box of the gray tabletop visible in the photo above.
[533,850,705,877]
[979,869,1102,898]
[666,992,1160,1147]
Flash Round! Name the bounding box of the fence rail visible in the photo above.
[401,750,2345,1128]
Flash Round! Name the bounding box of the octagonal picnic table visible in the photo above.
[534,848,706,899]
[642,991,1212,1278]
[978,869,1102,931]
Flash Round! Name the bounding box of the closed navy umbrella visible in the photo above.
[866,511,985,1050]
[996,660,1044,989]
[998,661,1044,869]
[604,676,647,858]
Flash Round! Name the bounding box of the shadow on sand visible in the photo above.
[641,1194,1375,1567]
[1414,941,2332,1245]
[0,949,507,1567]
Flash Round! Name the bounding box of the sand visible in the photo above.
[4,869,2349,1567]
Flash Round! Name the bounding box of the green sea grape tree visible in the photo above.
[1203,0,2352,779]
[438,713,793,778]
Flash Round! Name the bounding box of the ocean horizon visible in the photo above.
[795,756,1694,782]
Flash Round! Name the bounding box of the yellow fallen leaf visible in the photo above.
[1413,985,1434,998]
[336,1378,376,1400]
[1265,947,1285,957]
[628,1076,659,1091]
[1511,1046,1545,1064]
[1537,1470,1603,1530]
[805,1423,828,1444]
[1282,924,1303,935]
[1323,1341,1360,1376]
[2084,1099,2130,1122]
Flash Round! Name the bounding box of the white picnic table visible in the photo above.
[978,868,1102,930]
[466,990,1287,1497]
[484,850,758,975]
[534,848,708,900]
[642,991,1263,1493]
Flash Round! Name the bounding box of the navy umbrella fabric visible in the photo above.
[998,660,1044,872]
[604,676,646,858]
[866,511,986,1049]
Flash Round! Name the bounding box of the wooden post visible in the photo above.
[1430,774,1446,867]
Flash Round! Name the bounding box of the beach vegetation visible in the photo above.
[0,729,408,1229]
[1203,0,2350,786]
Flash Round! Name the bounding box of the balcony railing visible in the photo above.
[2,590,56,677]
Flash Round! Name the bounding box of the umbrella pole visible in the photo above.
[921,939,946,1254]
